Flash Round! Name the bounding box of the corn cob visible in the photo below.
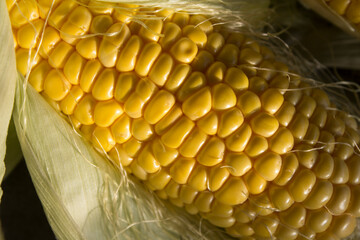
[7,0,360,239]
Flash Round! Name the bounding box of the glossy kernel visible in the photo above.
[254,152,282,181]
[144,90,175,124]
[197,136,225,167]
[94,99,123,128]
[289,169,316,202]
[182,87,212,121]
[170,37,198,63]
[44,69,71,101]
[214,177,248,205]
[250,112,279,138]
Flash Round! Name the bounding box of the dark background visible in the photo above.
[0,160,56,240]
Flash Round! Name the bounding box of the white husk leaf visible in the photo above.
[299,0,360,38]
[0,0,17,200]
[8,1,273,239]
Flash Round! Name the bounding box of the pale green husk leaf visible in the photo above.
[299,0,360,38]
[0,0,17,201]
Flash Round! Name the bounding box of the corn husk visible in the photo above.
[0,0,17,201]
[6,1,273,239]
[272,0,360,70]
[299,0,360,38]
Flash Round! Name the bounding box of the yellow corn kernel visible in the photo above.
[116,35,143,72]
[48,41,74,69]
[197,136,225,166]
[208,165,230,191]
[164,64,191,92]
[254,152,282,181]
[243,170,267,195]
[135,42,162,77]
[44,69,71,101]
[237,91,261,117]
[170,157,195,184]
[39,27,60,59]
[17,19,44,49]
[225,123,252,152]
[149,53,174,86]
[212,83,237,110]
[206,32,225,55]
[279,203,306,229]
[94,100,123,128]
[139,19,163,42]
[260,88,284,114]
[137,144,160,173]
[148,169,171,190]
[90,15,113,33]
[191,50,214,72]
[331,214,357,238]
[248,75,267,93]
[306,208,333,233]
[123,137,142,157]
[60,86,84,115]
[224,67,249,91]
[206,61,226,85]
[289,168,316,202]
[152,138,178,167]
[9,0,39,29]
[110,114,131,144]
[60,6,92,44]
[130,160,148,181]
[99,23,130,67]
[92,69,117,101]
[269,127,294,154]
[188,164,208,191]
[28,60,51,92]
[214,177,248,205]
[239,48,263,65]
[92,126,116,152]
[176,72,206,102]
[170,37,198,63]
[48,0,77,28]
[76,37,100,60]
[331,158,349,184]
[161,116,194,148]
[194,191,213,212]
[303,180,333,210]
[274,153,299,186]
[217,44,239,67]
[63,52,85,85]
[16,48,41,75]
[155,104,183,135]
[269,185,294,211]
[346,0,360,23]
[250,112,279,138]
[183,25,207,48]
[73,94,96,125]
[182,87,211,121]
[159,22,181,50]
[80,59,103,92]
[131,118,153,141]
[114,72,137,103]
[217,108,244,138]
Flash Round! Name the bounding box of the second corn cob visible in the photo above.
[8,0,360,239]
